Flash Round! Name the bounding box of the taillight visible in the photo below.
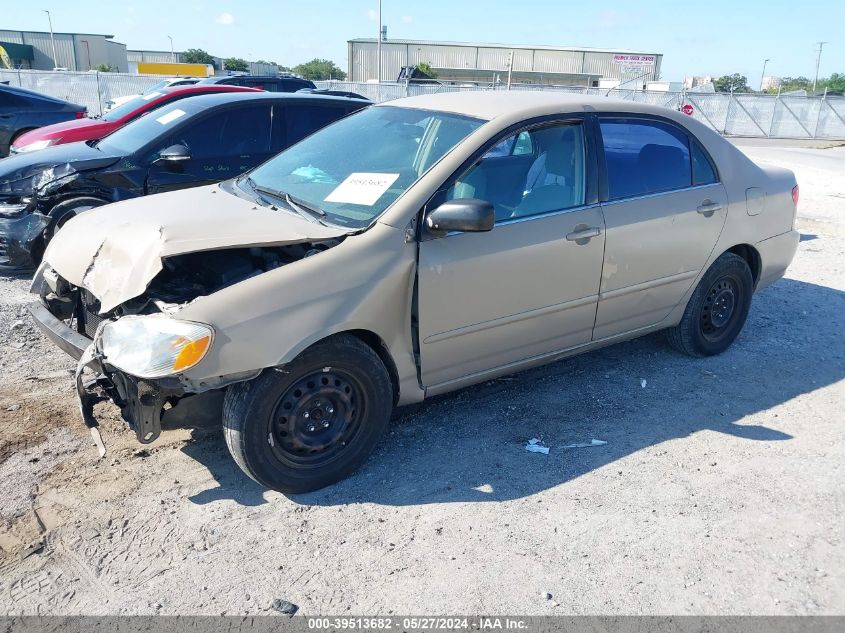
[76,111,87,119]
[792,185,800,207]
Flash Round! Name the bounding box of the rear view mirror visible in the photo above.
[155,144,191,164]
[426,198,495,235]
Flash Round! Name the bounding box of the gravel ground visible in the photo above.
[0,139,842,616]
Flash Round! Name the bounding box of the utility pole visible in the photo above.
[43,10,58,69]
[812,42,827,93]
[376,0,382,83]
[168,36,175,63]
[506,51,514,91]
[759,58,770,92]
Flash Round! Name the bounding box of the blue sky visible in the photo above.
[7,1,842,83]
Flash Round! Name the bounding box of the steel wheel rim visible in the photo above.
[270,369,367,466]
[700,276,740,341]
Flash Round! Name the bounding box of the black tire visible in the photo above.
[667,252,753,357]
[223,334,394,493]
[48,197,108,240]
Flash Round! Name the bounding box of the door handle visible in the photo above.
[697,200,723,216]
[566,226,602,242]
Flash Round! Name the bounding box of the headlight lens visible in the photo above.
[99,316,214,378]
[0,201,30,218]
[14,139,57,153]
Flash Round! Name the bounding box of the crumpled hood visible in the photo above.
[42,184,351,313]
[0,142,121,200]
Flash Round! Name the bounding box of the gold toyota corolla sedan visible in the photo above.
[29,91,800,492]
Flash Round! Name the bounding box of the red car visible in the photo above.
[10,85,261,154]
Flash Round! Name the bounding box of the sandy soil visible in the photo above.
[0,140,842,616]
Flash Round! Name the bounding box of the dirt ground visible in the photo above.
[0,138,843,616]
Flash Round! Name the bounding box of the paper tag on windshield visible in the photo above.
[142,91,164,101]
[156,109,186,125]
[324,173,400,206]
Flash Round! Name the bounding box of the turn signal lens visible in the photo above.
[792,185,800,207]
[172,335,212,372]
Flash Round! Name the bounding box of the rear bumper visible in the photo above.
[755,229,800,291]
[28,300,90,359]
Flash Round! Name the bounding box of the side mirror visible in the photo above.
[426,198,495,235]
[154,144,191,164]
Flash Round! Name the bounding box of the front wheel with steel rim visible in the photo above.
[666,252,753,357]
[223,334,394,493]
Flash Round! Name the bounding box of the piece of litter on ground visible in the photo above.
[640,379,647,388]
[561,439,608,449]
[270,598,299,616]
[525,438,550,454]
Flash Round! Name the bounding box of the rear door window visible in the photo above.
[600,118,692,200]
[272,104,349,150]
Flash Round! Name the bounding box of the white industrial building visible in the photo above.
[348,38,663,87]
[0,29,127,72]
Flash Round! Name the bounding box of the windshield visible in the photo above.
[144,80,170,93]
[101,91,165,122]
[96,101,192,155]
[242,106,484,228]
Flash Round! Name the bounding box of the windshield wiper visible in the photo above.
[246,177,326,224]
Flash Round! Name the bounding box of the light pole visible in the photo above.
[376,0,382,83]
[759,58,770,92]
[812,42,827,93]
[168,36,175,63]
[43,9,58,69]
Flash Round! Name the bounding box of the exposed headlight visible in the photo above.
[36,172,77,195]
[99,316,214,378]
[13,139,57,153]
[0,201,30,218]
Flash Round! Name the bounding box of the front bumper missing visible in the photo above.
[29,300,181,451]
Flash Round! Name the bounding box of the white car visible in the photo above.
[103,77,200,112]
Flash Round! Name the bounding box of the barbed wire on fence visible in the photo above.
[2,69,843,139]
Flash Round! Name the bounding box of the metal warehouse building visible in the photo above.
[348,38,662,87]
[0,29,127,72]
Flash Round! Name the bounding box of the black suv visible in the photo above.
[0,92,369,269]
[198,75,316,92]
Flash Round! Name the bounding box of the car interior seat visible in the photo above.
[514,127,578,217]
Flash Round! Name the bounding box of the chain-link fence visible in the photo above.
[1,69,162,116]
[2,69,843,138]
[315,80,845,140]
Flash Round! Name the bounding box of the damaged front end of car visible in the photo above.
[0,164,79,269]
[30,239,347,453]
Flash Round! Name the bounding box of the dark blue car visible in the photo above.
[0,84,87,157]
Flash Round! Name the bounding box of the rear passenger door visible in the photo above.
[593,116,728,339]
[146,104,273,193]
[271,102,354,153]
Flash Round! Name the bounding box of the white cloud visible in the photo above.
[216,12,235,26]
[367,9,378,21]
[401,15,412,24]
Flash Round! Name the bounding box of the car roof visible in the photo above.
[380,90,685,122]
[156,91,370,113]
[199,75,312,83]
[159,85,262,96]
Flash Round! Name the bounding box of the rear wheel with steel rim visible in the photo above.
[667,252,753,357]
[223,334,393,493]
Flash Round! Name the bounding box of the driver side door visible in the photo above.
[146,104,273,194]
[417,118,606,390]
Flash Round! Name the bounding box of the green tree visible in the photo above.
[95,63,116,72]
[823,73,845,93]
[223,57,249,72]
[715,73,751,93]
[182,48,217,69]
[415,62,437,78]
[292,58,346,80]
